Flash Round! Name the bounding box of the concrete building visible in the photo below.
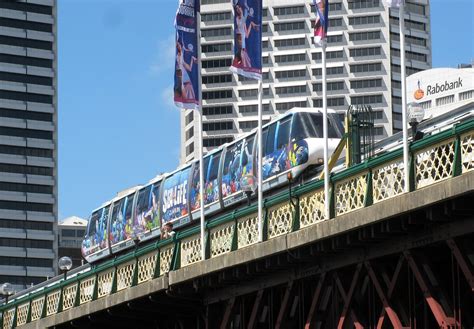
[58,217,87,270]
[180,0,432,163]
[0,0,58,291]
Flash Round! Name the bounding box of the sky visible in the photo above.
[58,0,474,221]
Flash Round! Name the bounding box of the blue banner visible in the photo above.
[230,0,262,80]
[174,0,200,110]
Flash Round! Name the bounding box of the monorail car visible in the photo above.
[82,108,344,263]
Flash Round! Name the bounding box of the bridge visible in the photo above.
[1,117,473,329]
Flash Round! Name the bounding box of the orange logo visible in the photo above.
[414,80,424,100]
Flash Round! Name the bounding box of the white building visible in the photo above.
[180,0,432,163]
[407,67,474,120]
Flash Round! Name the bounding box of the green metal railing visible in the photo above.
[1,118,473,329]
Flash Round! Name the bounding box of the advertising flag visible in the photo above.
[383,0,403,7]
[313,0,328,46]
[174,0,200,110]
[230,0,262,80]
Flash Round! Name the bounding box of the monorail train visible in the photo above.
[81,108,344,263]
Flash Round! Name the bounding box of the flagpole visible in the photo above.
[196,10,206,261]
[257,78,263,242]
[322,41,330,219]
[399,1,409,193]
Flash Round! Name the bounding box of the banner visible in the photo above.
[313,0,328,46]
[174,0,200,110]
[230,0,262,80]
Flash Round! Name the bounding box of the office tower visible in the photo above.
[180,0,431,163]
[58,217,87,271]
[0,0,58,291]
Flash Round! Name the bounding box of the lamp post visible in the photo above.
[58,256,73,281]
[407,102,425,141]
[0,282,14,304]
[240,173,257,206]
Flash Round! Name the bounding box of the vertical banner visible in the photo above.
[313,0,328,46]
[174,0,200,110]
[230,0,262,80]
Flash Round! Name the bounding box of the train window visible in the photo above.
[124,194,134,226]
[264,123,277,156]
[88,210,100,237]
[134,185,152,232]
[276,117,291,149]
[241,135,254,176]
[161,167,191,225]
[205,152,221,204]
[110,198,126,244]
[222,140,244,197]
[291,112,341,140]
[329,114,344,137]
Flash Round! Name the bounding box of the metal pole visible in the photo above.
[196,11,206,261]
[257,79,263,242]
[399,1,409,193]
[322,41,330,219]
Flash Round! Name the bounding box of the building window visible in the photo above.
[274,21,305,32]
[374,127,385,136]
[201,58,232,69]
[274,38,306,48]
[391,48,427,62]
[203,137,233,147]
[0,2,53,15]
[0,238,53,249]
[312,50,344,61]
[350,78,382,89]
[351,94,383,105]
[313,97,345,107]
[390,33,427,47]
[311,18,343,29]
[436,95,455,106]
[61,229,76,237]
[203,105,233,116]
[0,127,53,140]
[313,81,345,92]
[349,15,380,26]
[203,121,233,131]
[350,46,381,58]
[0,145,53,158]
[274,53,306,64]
[405,2,425,15]
[349,31,381,42]
[0,182,52,194]
[239,104,270,114]
[0,163,53,176]
[202,74,232,84]
[0,35,52,51]
[350,62,382,73]
[202,43,232,53]
[275,85,307,95]
[185,127,194,140]
[275,101,308,111]
[201,11,231,22]
[348,0,380,10]
[313,66,344,76]
[239,120,270,131]
[459,90,473,101]
[0,54,53,69]
[0,220,52,230]
[327,34,343,44]
[186,142,194,156]
[0,90,52,104]
[390,17,426,31]
[202,90,232,100]
[201,27,231,38]
[185,111,194,125]
[275,69,307,79]
[239,89,258,98]
[418,100,431,110]
[274,6,304,16]
[0,72,52,86]
[0,257,53,267]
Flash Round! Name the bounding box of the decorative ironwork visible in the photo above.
[137,252,158,284]
[62,283,78,311]
[160,245,175,275]
[97,270,114,298]
[268,203,294,239]
[461,132,474,173]
[210,222,234,258]
[30,297,45,321]
[335,173,367,216]
[373,158,405,203]
[79,277,96,305]
[415,138,455,188]
[45,290,61,316]
[2,308,15,329]
[15,302,29,326]
[181,235,202,267]
[237,214,259,249]
[116,261,136,291]
[299,188,326,228]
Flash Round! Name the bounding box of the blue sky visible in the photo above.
[58,0,473,221]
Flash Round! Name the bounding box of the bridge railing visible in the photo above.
[1,118,473,329]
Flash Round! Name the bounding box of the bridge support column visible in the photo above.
[446,238,474,292]
[247,290,263,329]
[304,273,326,329]
[335,263,364,329]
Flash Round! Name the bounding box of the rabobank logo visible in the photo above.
[414,80,424,100]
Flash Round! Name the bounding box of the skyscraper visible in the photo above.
[180,0,431,163]
[0,0,58,291]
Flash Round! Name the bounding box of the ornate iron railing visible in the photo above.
[1,118,473,329]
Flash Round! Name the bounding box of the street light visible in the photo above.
[240,173,257,206]
[407,102,425,141]
[58,256,73,281]
[0,282,14,304]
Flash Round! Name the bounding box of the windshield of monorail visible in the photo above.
[82,206,109,257]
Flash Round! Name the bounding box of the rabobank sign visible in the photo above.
[426,77,463,96]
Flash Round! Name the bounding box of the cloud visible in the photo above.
[161,85,179,110]
[149,33,176,75]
